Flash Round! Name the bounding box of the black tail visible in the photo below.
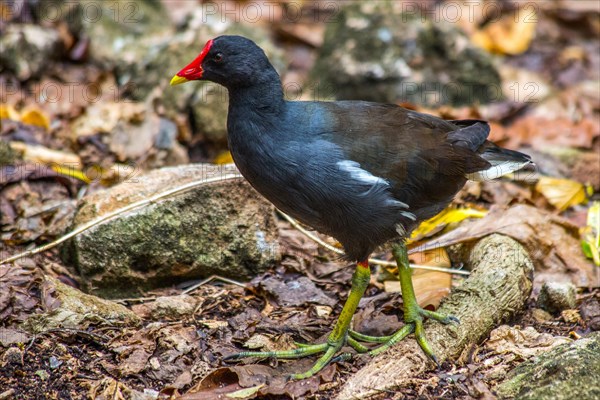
[468,141,533,181]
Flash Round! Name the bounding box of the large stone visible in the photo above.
[312,2,501,106]
[0,24,62,81]
[74,0,173,68]
[61,164,280,298]
[495,332,600,399]
[537,281,577,314]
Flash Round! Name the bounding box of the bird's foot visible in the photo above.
[351,306,459,365]
[224,333,368,380]
[225,260,373,380]
[377,242,460,366]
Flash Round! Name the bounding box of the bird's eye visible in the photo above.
[213,53,223,63]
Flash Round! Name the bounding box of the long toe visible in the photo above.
[419,308,460,325]
[288,343,341,380]
[224,343,329,362]
[413,318,437,362]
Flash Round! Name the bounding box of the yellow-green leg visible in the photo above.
[367,242,459,364]
[224,261,371,379]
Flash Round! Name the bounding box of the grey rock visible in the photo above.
[495,332,600,400]
[18,0,172,68]
[61,164,280,298]
[0,24,62,80]
[312,2,501,106]
[155,118,178,150]
[537,281,577,314]
[146,295,198,319]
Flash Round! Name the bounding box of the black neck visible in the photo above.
[227,69,285,114]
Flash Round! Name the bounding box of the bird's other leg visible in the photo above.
[367,242,459,364]
[224,260,371,379]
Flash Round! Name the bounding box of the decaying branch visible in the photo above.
[336,234,534,400]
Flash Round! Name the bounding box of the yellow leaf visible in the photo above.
[471,8,537,55]
[535,177,587,211]
[410,207,487,242]
[51,164,91,184]
[214,151,234,165]
[0,104,21,121]
[581,201,600,266]
[20,106,51,130]
[226,384,265,399]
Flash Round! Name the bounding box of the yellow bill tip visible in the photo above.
[170,75,189,86]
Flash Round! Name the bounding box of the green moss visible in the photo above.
[0,140,18,166]
[496,332,600,399]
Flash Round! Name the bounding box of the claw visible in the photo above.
[222,354,240,362]
[431,354,441,369]
[330,352,352,364]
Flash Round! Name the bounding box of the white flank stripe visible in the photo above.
[337,160,388,186]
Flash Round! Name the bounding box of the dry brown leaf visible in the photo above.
[87,377,148,400]
[507,116,599,150]
[198,319,228,329]
[0,327,31,346]
[183,364,334,399]
[485,325,571,359]
[119,348,152,375]
[384,270,451,309]
[243,333,296,353]
[259,276,336,307]
[383,248,452,308]
[0,263,46,325]
[415,205,597,289]
[384,248,452,308]
[276,23,325,47]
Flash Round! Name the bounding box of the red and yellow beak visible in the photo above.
[170,39,214,86]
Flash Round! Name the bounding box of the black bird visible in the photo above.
[171,35,532,379]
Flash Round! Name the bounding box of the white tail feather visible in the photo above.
[466,160,531,182]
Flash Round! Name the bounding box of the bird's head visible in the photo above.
[170,35,271,88]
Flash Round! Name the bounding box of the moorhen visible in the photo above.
[171,35,532,379]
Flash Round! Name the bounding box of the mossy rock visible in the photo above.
[312,2,501,106]
[61,164,280,298]
[495,332,600,400]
